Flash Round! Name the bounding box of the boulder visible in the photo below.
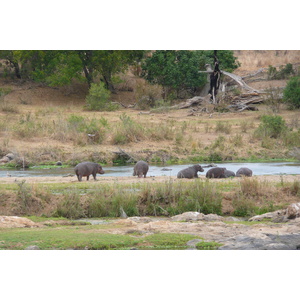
[171,212,204,222]
[0,216,41,228]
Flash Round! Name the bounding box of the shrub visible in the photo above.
[85,82,117,111]
[54,189,85,219]
[283,76,300,109]
[215,121,232,134]
[268,63,294,80]
[254,115,287,139]
[111,114,145,144]
[135,80,163,110]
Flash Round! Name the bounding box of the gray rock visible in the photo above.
[171,212,204,222]
[25,245,40,250]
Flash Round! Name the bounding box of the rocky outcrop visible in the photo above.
[0,216,41,228]
[249,202,300,222]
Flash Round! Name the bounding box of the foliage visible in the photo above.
[255,115,288,138]
[142,50,239,99]
[111,113,145,144]
[85,82,116,111]
[54,189,85,219]
[283,76,300,109]
[135,80,163,109]
[0,50,147,91]
[268,63,295,80]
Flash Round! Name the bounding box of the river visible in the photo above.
[0,162,300,178]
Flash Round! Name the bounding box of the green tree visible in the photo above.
[0,50,147,91]
[283,76,300,109]
[142,50,239,99]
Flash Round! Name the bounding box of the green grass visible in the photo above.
[0,225,208,250]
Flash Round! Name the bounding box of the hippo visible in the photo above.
[177,164,204,179]
[74,162,105,181]
[133,161,149,178]
[236,167,253,177]
[224,170,236,178]
[206,167,227,178]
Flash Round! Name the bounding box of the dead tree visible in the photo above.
[208,51,221,104]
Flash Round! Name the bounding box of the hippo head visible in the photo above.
[194,164,204,172]
[97,166,105,174]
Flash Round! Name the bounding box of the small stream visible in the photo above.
[1,162,300,178]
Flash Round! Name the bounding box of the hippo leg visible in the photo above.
[87,175,90,181]
[93,173,98,180]
[78,175,82,182]
[143,174,146,178]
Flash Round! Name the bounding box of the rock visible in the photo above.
[186,239,203,250]
[285,202,300,219]
[248,210,285,222]
[127,217,153,223]
[0,216,41,228]
[25,245,40,250]
[202,214,224,222]
[6,153,15,160]
[171,212,204,222]
[120,207,128,218]
[0,156,10,164]
[56,161,62,166]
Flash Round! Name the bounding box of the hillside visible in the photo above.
[0,50,300,167]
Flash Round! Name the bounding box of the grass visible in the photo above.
[0,225,206,250]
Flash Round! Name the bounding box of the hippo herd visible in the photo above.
[74,161,253,181]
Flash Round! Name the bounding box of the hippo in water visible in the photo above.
[133,161,149,178]
[206,167,226,178]
[236,167,253,177]
[224,170,236,178]
[177,164,204,179]
[74,162,105,181]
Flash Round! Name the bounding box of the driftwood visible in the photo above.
[112,147,139,163]
[112,102,136,108]
[173,94,211,109]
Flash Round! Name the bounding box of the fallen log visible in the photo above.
[112,147,140,163]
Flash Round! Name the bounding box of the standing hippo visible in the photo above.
[206,167,226,178]
[236,167,253,177]
[224,170,236,178]
[177,164,204,179]
[133,161,149,178]
[74,162,105,181]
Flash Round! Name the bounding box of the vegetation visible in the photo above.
[142,50,239,99]
[267,63,295,80]
[85,82,117,111]
[0,50,146,90]
[283,76,300,109]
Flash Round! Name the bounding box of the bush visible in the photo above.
[268,63,294,80]
[254,115,287,139]
[283,76,300,109]
[85,82,117,111]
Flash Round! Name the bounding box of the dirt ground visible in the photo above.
[1,174,300,185]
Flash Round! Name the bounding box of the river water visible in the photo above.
[0,162,300,178]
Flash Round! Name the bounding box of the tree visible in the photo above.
[283,76,300,109]
[0,50,147,91]
[142,50,239,99]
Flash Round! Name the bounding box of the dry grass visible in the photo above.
[234,50,300,75]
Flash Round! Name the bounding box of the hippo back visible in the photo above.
[236,167,253,177]
[224,170,235,178]
[133,161,149,177]
[206,167,226,178]
[177,164,204,179]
